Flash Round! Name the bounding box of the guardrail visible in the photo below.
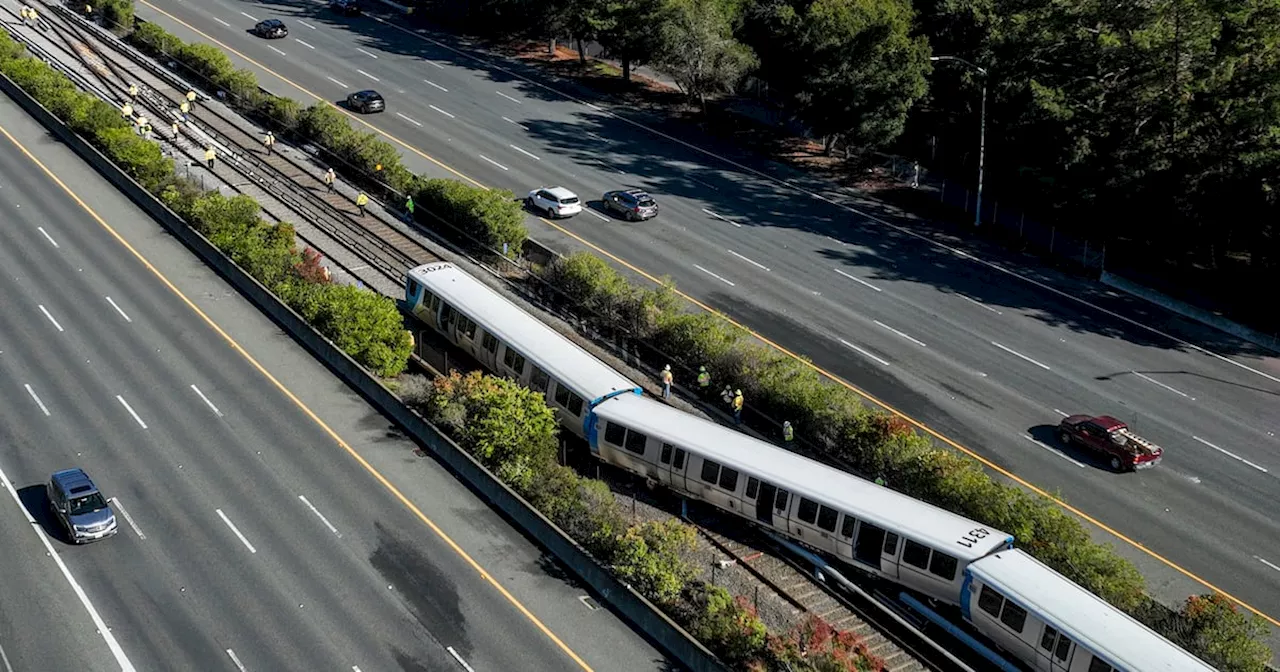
[0,70,727,672]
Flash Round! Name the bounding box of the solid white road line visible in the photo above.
[105,296,132,322]
[239,11,257,21]
[38,305,64,332]
[694,265,735,287]
[428,104,455,119]
[109,496,146,540]
[501,116,528,130]
[216,509,257,554]
[356,69,380,82]
[728,250,771,272]
[496,91,521,104]
[509,144,541,161]
[298,20,317,30]
[585,209,610,222]
[1256,556,1280,573]
[874,320,926,347]
[1131,371,1195,400]
[395,112,422,127]
[226,649,248,672]
[990,341,1051,370]
[0,639,13,672]
[116,395,148,429]
[957,292,1002,315]
[478,155,508,171]
[700,208,741,227]
[299,495,341,537]
[295,38,315,50]
[326,76,349,88]
[1023,435,1086,468]
[37,226,59,247]
[190,384,223,417]
[268,46,286,57]
[1053,408,1069,417]
[833,268,881,292]
[0,464,139,672]
[447,647,476,672]
[213,17,230,27]
[24,384,50,416]
[356,48,379,59]
[1193,436,1268,473]
[423,79,448,92]
[839,339,890,367]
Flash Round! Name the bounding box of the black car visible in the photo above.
[602,189,659,221]
[347,90,385,113]
[253,19,288,39]
[330,0,362,15]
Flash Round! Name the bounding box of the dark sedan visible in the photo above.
[347,90,385,113]
[602,189,659,221]
[252,19,288,39]
[330,0,362,15]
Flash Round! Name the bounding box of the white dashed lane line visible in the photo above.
[24,384,50,416]
[1131,371,1195,400]
[728,250,770,272]
[957,292,1002,315]
[395,112,422,127]
[700,207,741,228]
[833,267,881,292]
[216,509,257,554]
[298,20,317,30]
[239,11,257,21]
[429,105,455,119]
[295,39,315,50]
[267,46,286,57]
[508,144,540,161]
[213,17,230,27]
[990,341,1050,370]
[694,265,735,287]
[875,320,926,348]
[38,304,64,332]
[1193,436,1268,473]
[116,395,148,429]
[496,91,522,104]
[502,116,528,130]
[478,155,508,171]
[423,79,448,92]
[105,296,132,322]
[37,226,59,247]
[1023,434,1086,468]
[326,76,349,88]
[356,69,380,82]
[839,339,890,367]
[356,48,379,59]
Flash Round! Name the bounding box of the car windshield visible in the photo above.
[68,492,108,516]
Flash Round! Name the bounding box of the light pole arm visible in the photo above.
[930,55,989,227]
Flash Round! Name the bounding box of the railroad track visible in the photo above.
[26,1,439,288]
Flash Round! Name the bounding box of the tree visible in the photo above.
[657,0,758,108]
[597,0,671,81]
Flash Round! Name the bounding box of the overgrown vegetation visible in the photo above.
[0,31,411,377]
[400,370,883,671]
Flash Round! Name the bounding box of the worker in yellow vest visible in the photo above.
[732,389,744,425]
[323,167,336,193]
[262,131,275,155]
[355,192,368,216]
[120,101,133,119]
[186,90,197,104]
[783,421,793,444]
[660,364,673,399]
[128,83,138,99]
[696,366,710,394]
[204,145,216,169]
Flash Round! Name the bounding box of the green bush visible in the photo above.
[542,251,679,338]
[679,584,768,667]
[259,95,302,134]
[97,0,135,35]
[126,21,184,59]
[413,178,526,256]
[612,519,698,604]
[1162,594,1273,672]
[294,102,413,191]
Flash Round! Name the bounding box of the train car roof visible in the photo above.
[407,263,640,402]
[967,550,1216,672]
[593,395,1010,560]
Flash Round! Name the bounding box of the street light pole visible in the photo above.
[930,55,988,228]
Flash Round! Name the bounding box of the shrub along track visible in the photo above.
[32,0,437,288]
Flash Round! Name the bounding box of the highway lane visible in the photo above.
[0,95,667,669]
[135,0,1280,622]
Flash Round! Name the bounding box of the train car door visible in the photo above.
[853,522,887,571]
[439,303,460,345]
[755,481,777,525]
[669,447,689,492]
[1036,626,1075,672]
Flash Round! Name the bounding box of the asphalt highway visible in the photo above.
[0,89,666,669]
[135,0,1280,627]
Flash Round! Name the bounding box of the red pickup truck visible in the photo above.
[1058,415,1163,471]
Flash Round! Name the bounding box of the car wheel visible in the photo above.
[1058,430,1071,445]
[1109,456,1122,471]
[545,206,555,219]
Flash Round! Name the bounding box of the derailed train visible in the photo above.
[406,262,1215,672]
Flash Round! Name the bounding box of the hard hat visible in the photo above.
[784,421,791,426]
[664,364,670,371]
[699,366,706,371]
[735,389,742,395]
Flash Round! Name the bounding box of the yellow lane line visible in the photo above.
[0,120,595,669]
[134,0,1279,627]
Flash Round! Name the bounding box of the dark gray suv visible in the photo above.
[602,189,659,221]
[48,468,117,544]
[347,89,385,113]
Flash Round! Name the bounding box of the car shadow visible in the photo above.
[1027,424,1116,472]
[15,483,70,544]
[584,200,615,219]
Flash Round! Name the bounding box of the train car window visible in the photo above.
[817,505,838,533]
[979,585,1005,618]
[1087,656,1114,672]
[745,477,759,499]
[481,333,498,353]
[408,279,423,299]
[604,422,626,446]
[1040,625,1058,652]
[502,346,516,368]
[554,384,571,407]
[774,489,789,510]
[530,367,550,393]
[902,540,930,570]
[673,449,686,470]
[701,459,721,484]
[427,292,441,314]
[999,600,1027,633]
[567,393,584,416]
[839,515,856,538]
[718,467,738,492]
[929,551,958,581]
[660,443,673,464]
[1054,633,1072,661]
[512,353,527,375]
[441,304,457,330]
[624,429,648,455]
[883,532,899,555]
[460,317,477,339]
[797,498,819,524]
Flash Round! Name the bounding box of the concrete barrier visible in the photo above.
[1100,271,1280,355]
[0,72,725,672]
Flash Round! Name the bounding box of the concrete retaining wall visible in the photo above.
[1100,271,1280,355]
[0,71,725,672]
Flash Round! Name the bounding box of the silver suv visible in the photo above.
[48,468,117,544]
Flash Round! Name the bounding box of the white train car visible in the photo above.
[405,262,642,436]
[965,550,1216,672]
[586,394,1013,605]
